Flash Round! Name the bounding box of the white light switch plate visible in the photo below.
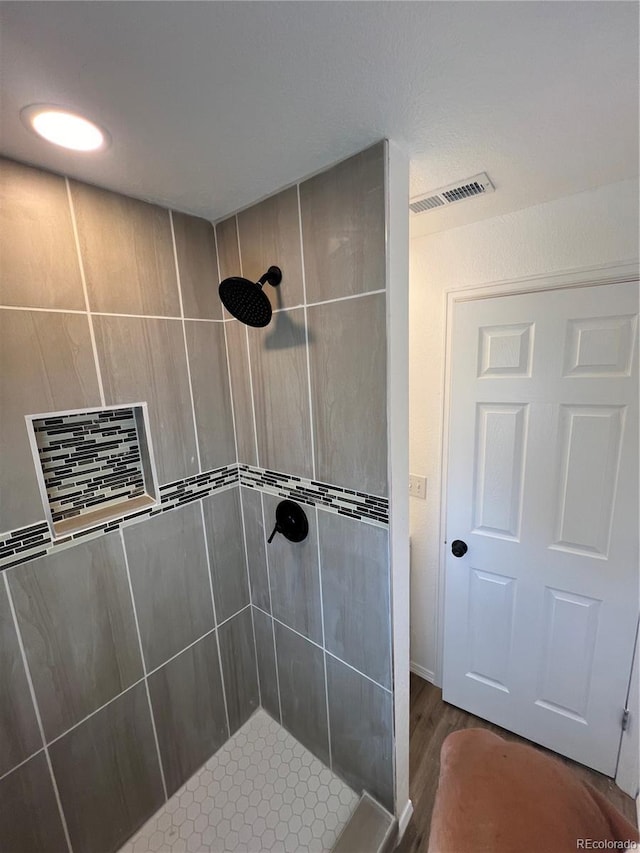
[409,474,426,499]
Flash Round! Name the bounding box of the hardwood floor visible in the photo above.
[397,674,637,853]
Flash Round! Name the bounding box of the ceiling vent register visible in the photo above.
[410,172,494,214]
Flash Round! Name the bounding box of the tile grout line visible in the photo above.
[236,486,262,709]
[249,605,263,709]
[0,745,45,784]
[234,214,261,467]
[0,305,87,315]
[198,501,232,738]
[45,677,146,750]
[214,600,252,631]
[306,288,387,307]
[215,224,241,470]
[3,573,74,853]
[65,177,106,407]
[92,312,227,322]
[119,528,169,801]
[252,601,393,695]
[144,626,217,679]
[237,488,256,618]
[215,221,261,707]
[259,494,284,724]
[296,182,317,482]
[169,209,203,474]
[314,506,333,769]
[0,289,385,317]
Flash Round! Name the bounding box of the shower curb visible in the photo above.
[330,792,397,853]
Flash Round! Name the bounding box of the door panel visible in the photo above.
[552,404,625,558]
[473,403,528,540]
[536,587,600,722]
[444,281,639,775]
[467,568,516,692]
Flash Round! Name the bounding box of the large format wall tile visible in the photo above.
[215,216,240,281]
[50,682,164,853]
[185,320,236,470]
[274,622,329,765]
[300,143,385,303]
[263,493,322,643]
[0,158,85,310]
[251,607,280,722]
[9,534,143,741]
[0,309,101,532]
[319,513,391,688]
[326,656,393,811]
[218,607,259,734]
[225,320,257,465]
[93,315,198,483]
[148,631,228,796]
[69,181,179,316]
[202,488,249,623]
[0,752,68,853]
[248,308,313,478]
[172,212,222,320]
[123,503,214,671]
[237,186,304,311]
[308,293,387,495]
[0,582,40,776]
[240,488,270,611]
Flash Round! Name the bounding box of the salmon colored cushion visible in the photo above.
[428,728,638,853]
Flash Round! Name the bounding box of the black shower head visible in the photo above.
[218,266,282,327]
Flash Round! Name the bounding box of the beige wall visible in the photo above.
[409,177,640,680]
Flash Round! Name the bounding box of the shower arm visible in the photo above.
[257,267,282,288]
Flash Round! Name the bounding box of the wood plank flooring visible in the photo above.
[397,674,637,853]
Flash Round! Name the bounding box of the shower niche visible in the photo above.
[26,403,159,539]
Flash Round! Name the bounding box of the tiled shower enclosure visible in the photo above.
[0,141,401,852]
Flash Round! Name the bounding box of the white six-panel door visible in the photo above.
[443,281,639,775]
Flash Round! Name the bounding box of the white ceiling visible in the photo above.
[1,2,637,237]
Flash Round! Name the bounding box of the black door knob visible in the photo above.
[451,539,468,558]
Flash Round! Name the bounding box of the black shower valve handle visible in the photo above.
[267,500,309,545]
[267,523,280,544]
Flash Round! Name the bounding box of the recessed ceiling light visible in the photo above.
[20,105,110,152]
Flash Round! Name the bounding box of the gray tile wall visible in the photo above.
[246,498,393,809]
[0,582,41,777]
[222,144,388,499]
[0,140,394,847]
[0,482,255,852]
[227,141,394,809]
[0,752,68,853]
[123,503,215,672]
[147,631,228,796]
[0,157,256,851]
[0,308,102,531]
[217,606,260,734]
[9,533,143,741]
[326,655,394,811]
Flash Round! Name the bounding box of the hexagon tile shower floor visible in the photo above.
[120,710,359,853]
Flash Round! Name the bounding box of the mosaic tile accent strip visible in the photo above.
[239,465,389,527]
[0,522,52,569]
[32,408,146,524]
[120,708,358,853]
[0,463,387,572]
[0,465,239,573]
